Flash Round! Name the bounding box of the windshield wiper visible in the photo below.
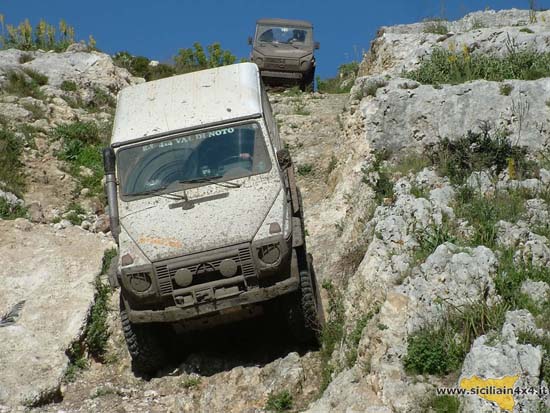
[127,186,167,197]
[180,177,241,188]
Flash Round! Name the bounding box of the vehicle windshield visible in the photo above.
[256,25,312,46]
[117,123,272,199]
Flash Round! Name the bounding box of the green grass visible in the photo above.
[405,46,550,85]
[181,377,201,389]
[21,101,46,120]
[454,187,530,248]
[64,342,88,383]
[413,219,457,264]
[428,129,537,186]
[54,121,109,199]
[499,83,514,96]
[317,61,359,94]
[85,277,111,360]
[64,201,86,226]
[0,198,27,219]
[0,127,26,197]
[404,300,508,375]
[423,19,449,35]
[389,153,431,177]
[86,86,116,112]
[297,163,314,176]
[265,390,293,412]
[60,80,78,92]
[517,330,550,383]
[428,395,460,413]
[3,70,45,99]
[320,281,345,392]
[362,149,394,204]
[345,311,376,367]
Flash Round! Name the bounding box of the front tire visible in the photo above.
[119,295,170,375]
[287,254,323,345]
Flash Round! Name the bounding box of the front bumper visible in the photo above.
[260,70,303,79]
[125,276,299,323]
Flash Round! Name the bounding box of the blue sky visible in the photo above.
[1,0,548,78]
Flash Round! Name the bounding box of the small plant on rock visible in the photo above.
[265,390,293,412]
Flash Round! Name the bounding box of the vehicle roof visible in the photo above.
[256,18,313,28]
[111,62,262,146]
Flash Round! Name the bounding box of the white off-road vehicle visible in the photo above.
[103,62,323,374]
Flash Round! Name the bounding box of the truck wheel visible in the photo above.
[119,296,169,375]
[287,255,323,345]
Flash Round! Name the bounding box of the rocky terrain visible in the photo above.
[2,7,550,413]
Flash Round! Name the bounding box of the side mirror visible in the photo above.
[248,36,253,46]
[276,148,292,170]
[314,41,320,50]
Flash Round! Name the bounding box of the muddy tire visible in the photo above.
[119,296,169,375]
[287,255,323,345]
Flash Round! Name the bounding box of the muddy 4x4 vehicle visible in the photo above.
[103,63,324,374]
[249,18,320,91]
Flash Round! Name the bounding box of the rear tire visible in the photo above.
[119,295,170,375]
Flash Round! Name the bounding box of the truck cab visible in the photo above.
[249,18,319,91]
[103,63,323,374]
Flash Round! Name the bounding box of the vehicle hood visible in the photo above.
[119,178,282,262]
[254,45,312,59]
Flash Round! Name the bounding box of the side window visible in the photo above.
[261,86,282,150]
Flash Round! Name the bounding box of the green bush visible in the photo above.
[60,80,77,92]
[320,281,345,391]
[405,46,550,85]
[404,301,508,375]
[454,187,530,248]
[428,128,537,185]
[0,127,26,196]
[174,42,237,74]
[429,395,460,413]
[297,163,314,176]
[423,20,449,35]
[113,51,176,81]
[413,219,457,264]
[0,197,27,219]
[54,121,107,198]
[4,70,45,98]
[85,276,111,360]
[362,149,394,204]
[317,61,359,94]
[265,390,293,412]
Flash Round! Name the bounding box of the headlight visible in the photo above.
[257,243,281,265]
[255,57,264,66]
[127,272,152,293]
[121,265,154,295]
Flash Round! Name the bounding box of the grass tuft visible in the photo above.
[265,390,293,412]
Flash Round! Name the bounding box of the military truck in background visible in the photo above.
[103,62,323,374]
[248,18,320,91]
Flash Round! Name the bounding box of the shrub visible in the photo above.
[413,219,457,264]
[428,395,460,413]
[499,83,513,96]
[85,276,111,360]
[320,281,345,391]
[362,149,394,204]
[0,127,26,196]
[0,17,95,52]
[265,390,293,412]
[405,46,550,85]
[297,163,314,176]
[4,70,44,99]
[113,51,176,81]
[54,121,108,198]
[423,19,449,35]
[454,187,530,248]
[317,61,359,94]
[427,128,537,186]
[60,80,77,92]
[21,101,45,119]
[404,300,508,375]
[0,198,27,219]
[174,42,237,74]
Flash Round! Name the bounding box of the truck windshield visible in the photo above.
[117,123,272,199]
[256,25,312,45]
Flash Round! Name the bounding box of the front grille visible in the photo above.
[154,244,256,296]
[264,57,299,70]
